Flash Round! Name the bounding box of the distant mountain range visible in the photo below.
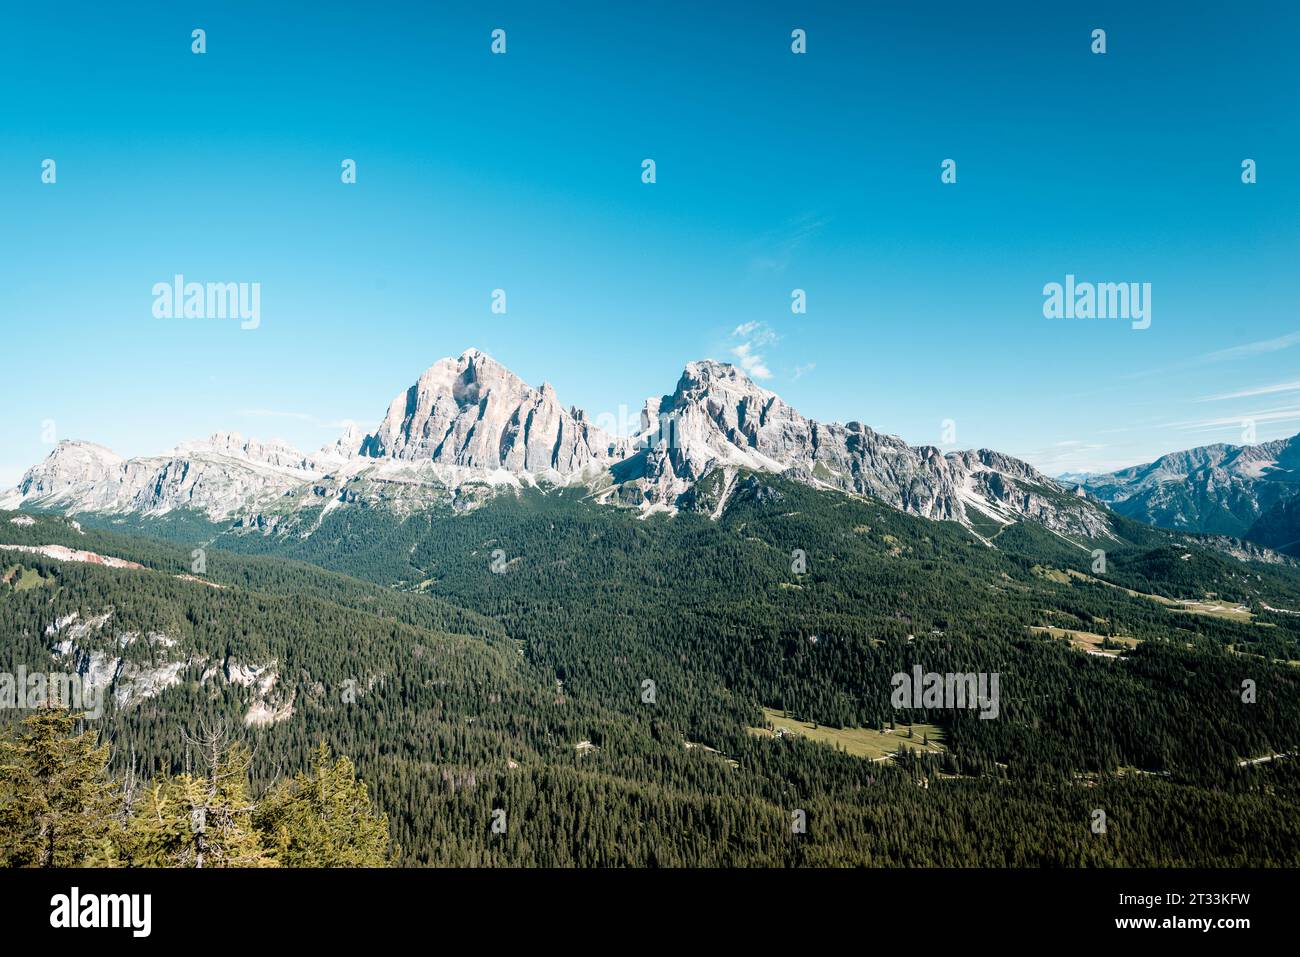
[10,348,1296,554]
[2,349,1117,541]
[1072,434,1300,556]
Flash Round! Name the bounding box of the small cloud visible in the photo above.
[730,323,778,380]
[792,362,816,380]
[731,342,772,380]
[731,322,776,346]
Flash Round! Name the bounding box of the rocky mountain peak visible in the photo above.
[360,350,618,473]
[318,421,366,461]
[14,441,123,499]
[606,357,1108,538]
[173,432,314,471]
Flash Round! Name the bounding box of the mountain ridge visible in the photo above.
[1073,432,1300,554]
[2,348,1120,540]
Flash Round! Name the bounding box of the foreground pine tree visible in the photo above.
[2,712,388,867]
[255,742,391,867]
[0,706,114,867]
[119,730,275,868]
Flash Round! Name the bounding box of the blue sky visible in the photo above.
[2,1,1298,486]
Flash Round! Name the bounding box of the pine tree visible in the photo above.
[0,706,114,867]
[255,742,390,867]
[120,723,273,867]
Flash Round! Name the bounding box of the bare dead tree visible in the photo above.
[174,717,261,868]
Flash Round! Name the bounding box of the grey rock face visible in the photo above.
[12,441,123,499]
[360,349,624,475]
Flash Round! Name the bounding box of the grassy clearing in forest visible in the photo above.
[749,707,945,760]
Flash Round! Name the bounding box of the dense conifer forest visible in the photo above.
[3,473,1299,866]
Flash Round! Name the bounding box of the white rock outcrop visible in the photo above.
[360,349,625,474]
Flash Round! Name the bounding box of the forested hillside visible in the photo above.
[3,476,1300,866]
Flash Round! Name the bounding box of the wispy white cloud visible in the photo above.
[1167,405,1300,432]
[1018,441,1111,475]
[792,362,816,380]
[730,323,778,380]
[1200,330,1300,364]
[744,213,829,275]
[731,322,777,346]
[731,342,772,380]
[1198,380,1300,402]
[1120,328,1300,382]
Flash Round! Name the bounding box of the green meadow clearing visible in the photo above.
[749,706,945,761]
